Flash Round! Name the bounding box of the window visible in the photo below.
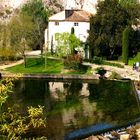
[74,22,78,26]
[55,22,59,26]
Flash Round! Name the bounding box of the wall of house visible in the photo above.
[46,21,89,50]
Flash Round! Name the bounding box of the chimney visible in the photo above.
[65,9,73,18]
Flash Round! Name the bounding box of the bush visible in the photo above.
[133,52,140,62]
[102,61,124,68]
[92,56,103,64]
[92,56,124,68]
[122,26,131,65]
[64,54,82,70]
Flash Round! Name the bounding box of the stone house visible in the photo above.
[45,9,93,58]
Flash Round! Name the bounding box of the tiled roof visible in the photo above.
[49,10,91,22]
[65,10,91,22]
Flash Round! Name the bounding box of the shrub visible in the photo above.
[102,61,124,68]
[133,52,140,62]
[92,56,103,64]
[122,26,131,65]
[64,54,82,70]
[91,56,124,68]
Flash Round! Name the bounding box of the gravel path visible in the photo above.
[0,59,24,70]
[91,64,140,81]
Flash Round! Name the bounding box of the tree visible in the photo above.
[119,0,138,7]
[122,26,132,65]
[88,0,140,60]
[21,0,52,53]
[0,24,15,60]
[55,32,81,57]
[120,0,140,61]
[129,29,140,56]
[9,13,37,67]
[69,34,81,54]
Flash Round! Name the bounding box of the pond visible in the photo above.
[8,78,140,140]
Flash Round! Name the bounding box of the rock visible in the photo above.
[111,131,119,138]
[136,128,140,139]
[97,135,104,140]
[120,134,130,140]
[87,135,99,140]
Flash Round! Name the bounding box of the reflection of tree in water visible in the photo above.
[12,79,46,108]
[63,81,83,101]
[88,80,140,123]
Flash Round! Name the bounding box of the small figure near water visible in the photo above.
[133,62,139,71]
[133,62,136,70]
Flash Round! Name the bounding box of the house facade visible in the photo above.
[45,9,92,58]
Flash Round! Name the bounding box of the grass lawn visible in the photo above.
[6,57,89,74]
[7,58,64,74]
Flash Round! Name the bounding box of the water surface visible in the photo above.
[9,79,140,140]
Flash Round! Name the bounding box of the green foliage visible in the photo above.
[0,78,14,108]
[119,0,139,7]
[6,57,91,74]
[0,12,37,63]
[1,105,47,139]
[21,0,52,50]
[22,0,50,23]
[0,78,47,139]
[134,52,140,62]
[69,34,81,54]
[0,48,16,61]
[9,13,36,54]
[122,26,131,64]
[102,61,124,68]
[26,57,43,67]
[88,0,140,59]
[55,32,70,57]
[55,32,81,57]
[0,24,16,60]
[92,56,103,64]
[92,57,124,68]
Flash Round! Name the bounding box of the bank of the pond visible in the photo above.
[1,72,99,80]
[82,122,140,140]
[1,59,140,81]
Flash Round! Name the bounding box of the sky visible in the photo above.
[0,0,27,8]
[64,0,98,14]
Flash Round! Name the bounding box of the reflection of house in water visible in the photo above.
[79,83,89,97]
[49,82,66,100]
[49,82,90,100]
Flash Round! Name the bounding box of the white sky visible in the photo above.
[0,0,26,8]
